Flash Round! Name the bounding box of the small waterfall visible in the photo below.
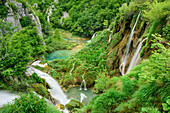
[91,33,95,40]
[126,37,147,74]
[87,33,95,42]
[47,7,52,23]
[26,2,43,37]
[29,61,69,113]
[69,63,75,75]
[80,93,87,102]
[108,33,112,44]
[119,11,141,76]
[79,74,87,91]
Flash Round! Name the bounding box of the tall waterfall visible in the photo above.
[79,74,87,90]
[70,63,75,75]
[126,38,147,74]
[119,11,141,76]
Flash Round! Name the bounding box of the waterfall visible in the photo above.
[91,33,95,40]
[69,63,75,75]
[119,11,141,76]
[87,33,95,42]
[80,93,87,102]
[108,33,112,44]
[47,7,52,23]
[79,74,87,91]
[31,67,69,105]
[28,61,69,113]
[126,37,147,74]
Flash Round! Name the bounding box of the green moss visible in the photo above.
[31,83,49,98]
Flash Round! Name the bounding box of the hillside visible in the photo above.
[0,0,170,113]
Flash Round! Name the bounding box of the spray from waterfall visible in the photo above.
[126,37,147,74]
[119,11,141,76]
[70,63,75,75]
[79,74,87,91]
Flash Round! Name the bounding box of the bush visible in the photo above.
[0,93,60,113]
[31,83,49,98]
[20,16,32,27]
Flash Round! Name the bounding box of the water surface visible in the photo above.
[65,87,96,106]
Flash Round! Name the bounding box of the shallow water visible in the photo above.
[65,87,96,106]
[0,90,19,107]
[46,37,89,61]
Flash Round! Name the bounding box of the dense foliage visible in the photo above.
[0,93,60,113]
[54,0,130,36]
[0,0,170,112]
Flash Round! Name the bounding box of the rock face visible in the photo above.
[3,0,43,37]
[107,15,148,76]
[6,3,22,31]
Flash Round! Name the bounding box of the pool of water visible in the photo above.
[65,87,96,106]
[46,49,78,61]
[46,37,89,61]
[0,90,19,107]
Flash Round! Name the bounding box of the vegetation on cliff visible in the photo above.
[0,0,169,112]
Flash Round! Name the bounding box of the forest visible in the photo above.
[0,0,169,113]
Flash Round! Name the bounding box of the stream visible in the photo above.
[0,90,19,108]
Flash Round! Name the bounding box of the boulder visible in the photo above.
[65,99,84,110]
[55,104,65,110]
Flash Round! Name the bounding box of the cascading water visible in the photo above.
[91,33,95,40]
[108,33,112,44]
[87,33,95,42]
[119,11,141,76]
[70,63,75,75]
[79,74,87,91]
[80,93,87,102]
[126,37,147,74]
[47,7,52,23]
[28,61,69,113]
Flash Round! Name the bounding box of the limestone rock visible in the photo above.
[55,104,65,110]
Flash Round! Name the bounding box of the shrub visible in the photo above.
[0,93,60,113]
[20,16,32,27]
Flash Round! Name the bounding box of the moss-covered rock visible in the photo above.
[65,99,84,110]
[31,83,49,98]
[55,104,65,110]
